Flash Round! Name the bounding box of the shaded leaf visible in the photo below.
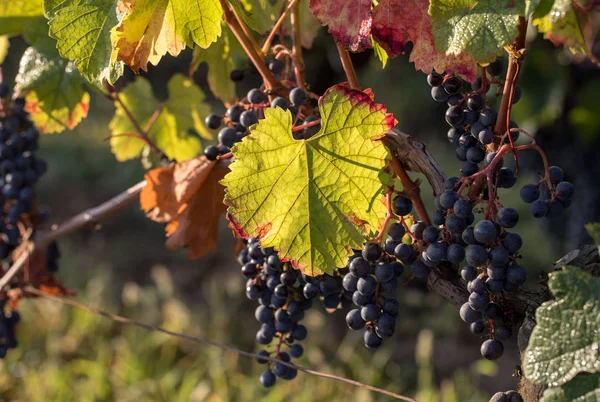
[166,161,229,259]
[533,0,591,57]
[540,373,600,402]
[48,0,124,85]
[15,45,89,134]
[372,37,389,68]
[371,0,477,81]
[222,84,395,275]
[282,0,322,49]
[429,0,525,63]
[109,75,210,162]
[191,32,238,102]
[523,266,600,386]
[111,0,223,73]
[309,0,372,52]
[140,164,178,222]
[0,0,44,36]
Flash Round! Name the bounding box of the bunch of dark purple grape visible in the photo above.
[420,59,575,360]
[238,237,350,387]
[203,61,320,161]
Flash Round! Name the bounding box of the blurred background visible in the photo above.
[0,23,599,402]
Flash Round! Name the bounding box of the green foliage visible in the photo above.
[523,267,600,387]
[14,21,90,134]
[540,373,600,402]
[533,0,589,56]
[46,0,123,85]
[0,0,44,36]
[109,75,211,162]
[429,0,525,63]
[191,30,243,103]
[223,85,395,275]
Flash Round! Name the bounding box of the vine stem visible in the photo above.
[493,17,527,145]
[22,286,417,402]
[219,0,279,90]
[261,0,299,55]
[290,0,307,89]
[0,181,147,290]
[375,188,398,243]
[336,43,360,90]
[385,144,432,226]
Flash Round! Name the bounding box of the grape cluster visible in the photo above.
[520,165,574,219]
[429,59,521,177]
[343,240,403,348]
[0,80,57,357]
[239,237,350,387]
[203,61,320,161]
[420,60,574,360]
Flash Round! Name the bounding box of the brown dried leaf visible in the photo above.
[11,242,71,297]
[172,156,214,204]
[140,164,178,223]
[165,162,228,259]
[140,156,216,223]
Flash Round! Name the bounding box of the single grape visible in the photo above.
[445,106,465,127]
[361,304,380,322]
[410,261,430,278]
[445,214,467,234]
[460,302,482,323]
[218,127,238,148]
[479,108,498,126]
[357,276,377,296]
[392,194,413,216]
[447,244,466,264]
[466,245,489,267]
[362,242,382,263]
[375,263,395,283]
[520,184,540,204]
[461,265,477,281]
[497,167,517,188]
[496,207,519,228]
[289,88,308,105]
[444,76,463,94]
[240,110,258,128]
[205,114,222,130]
[427,71,443,87]
[548,166,564,183]
[494,325,512,341]
[466,147,485,164]
[478,129,494,145]
[271,97,288,110]
[260,370,276,387]
[506,264,526,286]
[247,88,266,104]
[431,86,450,102]
[290,344,304,358]
[268,59,285,74]
[346,309,366,330]
[468,93,485,111]
[481,339,504,360]
[486,58,503,76]
[363,329,383,348]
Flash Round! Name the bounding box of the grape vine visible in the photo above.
[0,0,598,400]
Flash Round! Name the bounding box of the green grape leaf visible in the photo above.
[191,30,241,103]
[540,373,600,402]
[15,44,89,134]
[429,0,525,63]
[0,0,44,36]
[109,74,211,162]
[586,223,600,254]
[227,0,279,34]
[523,266,600,387]
[111,0,222,73]
[47,0,123,85]
[533,0,589,56]
[222,85,395,275]
[372,36,389,68]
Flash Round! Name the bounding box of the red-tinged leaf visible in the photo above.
[165,162,229,259]
[309,0,372,51]
[371,0,477,81]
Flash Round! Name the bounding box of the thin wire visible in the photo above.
[23,286,418,402]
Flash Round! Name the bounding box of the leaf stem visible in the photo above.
[336,43,360,90]
[220,0,279,90]
[261,0,299,55]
